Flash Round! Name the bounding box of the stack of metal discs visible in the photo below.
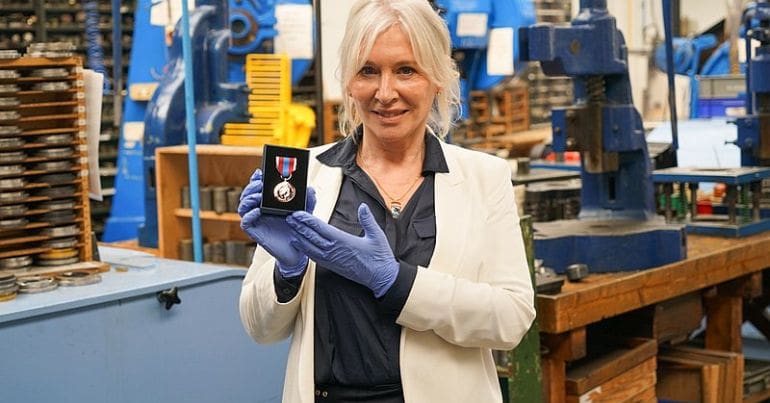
[26,42,77,59]
[55,270,101,287]
[37,247,79,266]
[29,68,69,79]
[0,50,21,60]
[0,255,33,273]
[16,275,58,294]
[0,272,18,301]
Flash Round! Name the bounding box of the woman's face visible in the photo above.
[348,24,438,144]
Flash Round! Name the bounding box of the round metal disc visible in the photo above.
[38,247,78,260]
[35,256,79,266]
[0,50,21,60]
[0,177,26,189]
[29,68,69,78]
[0,98,20,108]
[0,217,27,229]
[0,126,21,137]
[0,255,32,269]
[0,151,26,163]
[35,185,76,198]
[33,160,73,171]
[0,164,24,175]
[41,225,79,237]
[40,200,75,211]
[35,134,72,145]
[0,111,20,122]
[0,137,24,149]
[0,190,28,203]
[0,204,27,217]
[0,84,19,94]
[34,147,73,159]
[42,237,78,249]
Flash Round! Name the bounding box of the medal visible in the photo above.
[273,156,297,203]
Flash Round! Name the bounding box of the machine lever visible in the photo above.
[157,287,181,310]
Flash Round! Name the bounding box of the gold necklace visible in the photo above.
[358,153,423,219]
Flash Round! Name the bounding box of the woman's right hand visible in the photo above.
[239,169,316,276]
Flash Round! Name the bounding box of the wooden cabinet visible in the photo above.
[155,144,262,259]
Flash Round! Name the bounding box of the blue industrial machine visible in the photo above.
[0,247,288,402]
[519,0,687,273]
[736,0,770,167]
[104,0,313,246]
[434,0,535,118]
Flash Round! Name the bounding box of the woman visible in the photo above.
[238,1,535,402]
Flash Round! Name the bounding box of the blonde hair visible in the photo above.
[337,0,461,139]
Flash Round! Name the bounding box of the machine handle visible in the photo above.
[157,287,181,310]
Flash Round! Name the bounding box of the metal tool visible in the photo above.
[654,167,770,236]
[519,0,686,273]
[566,263,589,282]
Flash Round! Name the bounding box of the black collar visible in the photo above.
[316,127,449,175]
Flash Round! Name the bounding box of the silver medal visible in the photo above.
[273,180,296,203]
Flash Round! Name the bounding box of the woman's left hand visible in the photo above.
[286,203,399,298]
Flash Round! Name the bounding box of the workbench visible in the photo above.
[538,231,770,402]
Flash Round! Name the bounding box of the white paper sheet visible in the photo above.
[456,13,488,37]
[83,69,104,201]
[150,0,196,27]
[487,27,514,76]
[275,4,314,60]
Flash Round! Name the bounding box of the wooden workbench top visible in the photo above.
[537,231,770,334]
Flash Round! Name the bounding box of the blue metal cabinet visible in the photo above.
[0,247,288,403]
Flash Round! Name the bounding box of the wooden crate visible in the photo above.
[566,338,657,402]
[465,82,531,149]
[0,56,98,272]
[155,145,262,259]
[657,346,743,403]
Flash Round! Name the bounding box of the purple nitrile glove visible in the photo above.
[238,169,316,277]
[286,203,399,298]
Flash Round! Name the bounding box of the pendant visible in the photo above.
[273,180,296,202]
[389,202,402,219]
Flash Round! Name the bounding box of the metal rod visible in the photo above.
[689,182,698,220]
[111,0,123,125]
[313,0,324,144]
[727,185,738,224]
[752,181,761,222]
[662,0,680,158]
[664,183,674,222]
[180,0,203,262]
[678,182,687,219]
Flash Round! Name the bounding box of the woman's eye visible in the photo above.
[360,66,377,76]
[398,66,416,75]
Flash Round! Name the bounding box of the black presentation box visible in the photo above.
[260,144,310,216]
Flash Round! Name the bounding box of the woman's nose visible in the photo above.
[374,74,397,104]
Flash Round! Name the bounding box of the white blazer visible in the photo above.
[240,138,536,403]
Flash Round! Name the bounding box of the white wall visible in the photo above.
[320,0,356,102]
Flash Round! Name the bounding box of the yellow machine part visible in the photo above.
[222,53,315,148]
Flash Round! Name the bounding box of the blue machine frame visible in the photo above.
[736,0,770,167]
[519,0,686,273]
[105,0,313,244]
[435,0,534,119]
